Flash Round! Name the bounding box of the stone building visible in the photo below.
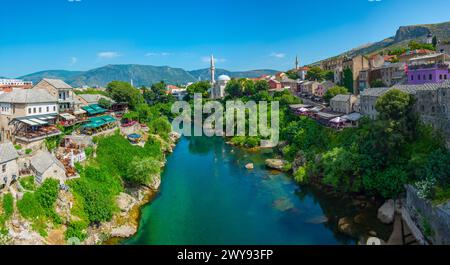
[0,141,19,191]
[379,62,407,87]
[437,41,450,55]
[33,78,75,113]
[30,150,66,185]
[0,89,60,145]
[342,55,370,95]
[360,81,450,139]
[330,94,358,114]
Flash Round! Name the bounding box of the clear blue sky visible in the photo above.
[1,0,449,77]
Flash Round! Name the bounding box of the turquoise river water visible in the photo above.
[125,135,391,245]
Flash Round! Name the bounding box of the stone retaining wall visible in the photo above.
[404,185,450,245]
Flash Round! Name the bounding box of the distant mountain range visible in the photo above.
[312,21,450,65]
[15,64,279,87]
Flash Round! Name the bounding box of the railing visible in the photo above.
[408,63,449,70]
[15,128,62,142]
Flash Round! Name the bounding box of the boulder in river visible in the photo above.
[377,199,395,224]
[245,163,254,170]
[272,198,294,212]
[265,159,290,171]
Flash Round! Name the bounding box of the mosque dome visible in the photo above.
[218,75,231,81]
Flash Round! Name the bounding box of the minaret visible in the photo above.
[210,54,216,85]
[295,55,299,70]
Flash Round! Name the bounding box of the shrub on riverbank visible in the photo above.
[17,179,61,236]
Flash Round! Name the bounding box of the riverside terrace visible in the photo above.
[8,114,62,144]
[289,104,362,129]
[79,115,118,135]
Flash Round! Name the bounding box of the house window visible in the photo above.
[28,108,31,114]
[411,75,414,81]
[432,106,435,113]
[39,107,42,113]
[2,164,5,173]
[420,105,425,111]
[46,106,49,112]
[53,106,56,111]
[33,108,36,113]
[440,75,443,80]
[418,75,421,80]
[445,75,447,80]
[429,74,432,80]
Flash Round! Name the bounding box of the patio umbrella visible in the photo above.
[330,117,347,124]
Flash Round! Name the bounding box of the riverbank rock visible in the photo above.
[245,163,254,170]
[292,151,306,173]
[354,213,367,224]
[265,159,289,171]
[117,193,138,213]
[377,199,395,224]
[338,217,356,237]
[110,225,137,238]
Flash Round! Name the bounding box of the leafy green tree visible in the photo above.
[408,40,435,51]
[321,70,334,82]
[363,166,408,198]
[376,89,415,122]
[286,70,300,80]
[421,149,450,187]
[98,98,112,109]
[148,116,172,137]
[342,68,353,93]
[322,147,361,192]
[106,81,144,109]
[127,157,161,185]
[225,79,243,98]
[186,81,211,99]
[254,80,270,92]
[306,66,323,81]
[370,79,386,88]
[323,86,348,103]
[432,36,438,48]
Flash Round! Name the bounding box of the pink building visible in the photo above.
[315,81,335,97]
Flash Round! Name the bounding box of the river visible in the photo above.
[125,135,391,245]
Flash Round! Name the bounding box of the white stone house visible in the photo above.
[330,94,358,114]
[30,150,66,185]
[0,141,19,191]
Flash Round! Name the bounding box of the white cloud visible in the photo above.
[69,57,78,66]
[68,0,82,2]
[202,56,227,63]
[97,51,121,59]
[270,52,286,59]
[145,52,173,56]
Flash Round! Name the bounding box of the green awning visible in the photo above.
[99,115,116,123]
[82,105,107,116]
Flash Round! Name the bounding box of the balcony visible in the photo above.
[408,63,449,71]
